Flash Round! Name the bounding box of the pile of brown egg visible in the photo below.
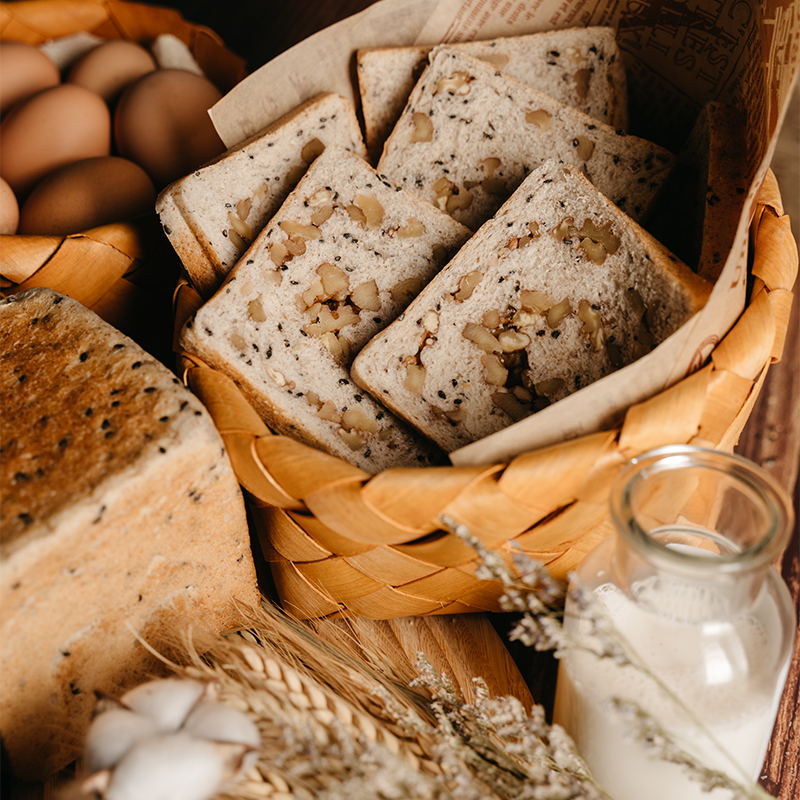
[0,34,227,236]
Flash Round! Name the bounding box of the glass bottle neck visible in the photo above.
[611,527,772,621]
[609,445,793,622]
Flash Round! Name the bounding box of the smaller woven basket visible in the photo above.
[175,171,798,622]
[0,0,246,363]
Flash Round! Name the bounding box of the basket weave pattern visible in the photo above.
[174,172,797,621]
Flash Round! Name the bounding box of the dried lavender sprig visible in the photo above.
[412,654,611,800]
[606,698,774,800]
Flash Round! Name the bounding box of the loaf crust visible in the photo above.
[358,27,628,162]
[351,161,711,453]
[0,289,259,779]
[157,93,367,297]
[377,47,673,231]
[179,146,471,472]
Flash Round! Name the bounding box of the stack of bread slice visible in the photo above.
[164,26,731,470]
[357,26,628,161]
[179,146,470,471]
[157,92,367,296]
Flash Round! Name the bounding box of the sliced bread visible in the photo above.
[350,160,712,453]
[377,46,673,231]
[0,288,259,779]
[358,26,628,162]
[156,92,367,297]
[179,145,471,472]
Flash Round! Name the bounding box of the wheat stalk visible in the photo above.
[162,600,603,800]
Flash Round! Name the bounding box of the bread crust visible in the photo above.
[0,288,259,779]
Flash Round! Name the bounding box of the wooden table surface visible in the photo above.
[4,1,798,797]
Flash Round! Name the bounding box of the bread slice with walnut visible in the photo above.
[179,145,471,472]
[350,160,711,453]
[358,26,628,162]
[157,92,367,297]
[377,46,673,231]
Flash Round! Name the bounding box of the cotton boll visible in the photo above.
[120,678,206,731]
[183,699,260,771]
[84,708,161,774]
[101,732,245,800]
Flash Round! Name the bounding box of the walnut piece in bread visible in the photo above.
[350,161,712,453]
[0,288,259,780]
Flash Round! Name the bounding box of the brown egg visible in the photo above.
[17,156,156,235]
[0,176,19,234]
[0,84,111,198]
[0,41,60,115]
[114,68,224,188]
[67,39,157,103]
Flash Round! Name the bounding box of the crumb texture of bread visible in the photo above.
[179,146,471,472]
[351,161,711,453]
[0,288,259,780]
[157,93,367,297]
[377,47,672,231]
[359,26,627,161]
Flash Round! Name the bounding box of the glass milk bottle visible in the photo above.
[553,445,796,800]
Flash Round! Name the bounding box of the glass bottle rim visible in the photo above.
[610,444,794,573]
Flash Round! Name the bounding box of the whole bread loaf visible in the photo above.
[351,161,712,453]
[358,26,628,162]
[0,288,259,780]
[377,47,673,231]
[179,146,471,472]
[157,92,367,297]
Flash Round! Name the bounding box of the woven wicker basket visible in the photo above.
[0,0,246,363]
[174,167,798,621]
